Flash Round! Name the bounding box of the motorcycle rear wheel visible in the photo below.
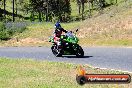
[76,45,84,58]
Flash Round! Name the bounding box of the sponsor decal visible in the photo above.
[76,66,131,85]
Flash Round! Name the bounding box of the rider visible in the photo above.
[53,22,67,46]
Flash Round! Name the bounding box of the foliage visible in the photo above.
[5,22,27,35]
[49,0,71,22]
[0,22,26,40]
[0,22,10,40]
[29,0,71,22]
[0,0,128,22]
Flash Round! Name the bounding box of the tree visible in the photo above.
[15,0,17,16]
[0,0,3,20]
[0,0,6,19]
[3,0,6,17]
[29,0,47,21]
[76,0,86,20]
[46,0,49,21]
[29,0,71,22]
[13,0,15,22]
[48,0,71,21]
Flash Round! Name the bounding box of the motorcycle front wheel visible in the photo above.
[51,45,62,57]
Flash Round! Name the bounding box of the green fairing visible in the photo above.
[50,35,79,44]
[62,35,79,44]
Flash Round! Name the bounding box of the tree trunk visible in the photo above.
[38,11,42,22]
[88,1,91,18]
[46,0,49,22]
[13,0,15,22]
[3,0,6,18]
[81,3,84,20]
[58,0,61,22]
[116,0,117,4]
[15,0,17,16]
[30,11,34,21]
[76,0,81,15]
[78,3,81,14]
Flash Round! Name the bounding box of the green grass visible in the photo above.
[27,21,81,30]
[0,21,82,46]
[0,58,131,88]
[12,21,81,40]
[71,2,78,17]
[12,21,82,39]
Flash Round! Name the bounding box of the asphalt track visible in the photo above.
[0,47,132,72]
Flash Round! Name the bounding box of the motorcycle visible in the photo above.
[49,29,84,58]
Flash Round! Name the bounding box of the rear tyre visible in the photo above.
[76,45,84,58]
[51,45,62,57]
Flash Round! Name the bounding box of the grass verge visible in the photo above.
[79,38,132,47]
[0,58,131,88]
[0,22,82,47]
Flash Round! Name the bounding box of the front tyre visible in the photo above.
[51,45,62,57]
[76,45,84,58]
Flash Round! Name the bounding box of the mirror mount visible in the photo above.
[76,29,79,32]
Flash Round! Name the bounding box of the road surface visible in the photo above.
[0,47,132,72]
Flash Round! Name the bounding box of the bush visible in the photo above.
[5,22,26,35]
[0,22,10,40]
[0,22,27,40]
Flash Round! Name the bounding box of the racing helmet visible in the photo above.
[55,22,62,29]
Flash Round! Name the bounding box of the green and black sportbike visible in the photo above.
[49,29,84,58]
